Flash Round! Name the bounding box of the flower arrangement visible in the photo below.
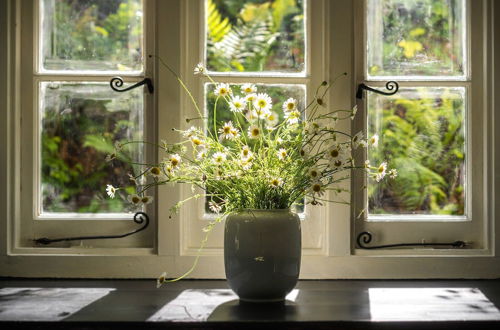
[105,61,396,286]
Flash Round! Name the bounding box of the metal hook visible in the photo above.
[356,231,467,249]
[356,81,399,99]
[110,77,154,94]
[34,212,150,245]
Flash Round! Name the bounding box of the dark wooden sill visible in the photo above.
[1,279,499,329]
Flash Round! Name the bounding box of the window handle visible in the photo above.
[110,77,154,94]
[34,212,150,245]
[356,231,467,249]
[356,81,399,99]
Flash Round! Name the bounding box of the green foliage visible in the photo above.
[369,89,465,215]
[207,0,304,72]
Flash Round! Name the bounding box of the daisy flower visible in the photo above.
[282,98,297,112]
[219,121,239,140]
[127,194,142,205]
[308,167,320,179]
[326,144,343,161]
[239,158,253,170]
[157,272,167,288]
[190,135,204,146]
[240,145,253,160]
[388,168,398,179]
[253,93,272,113]
[241,83,257,94]
[229,96,246,113]
[351,131,365,149]
[369,134,379,147]
[149,166,162,178]
[305,121,321,135]
[193,63,206,75]
[245,93,257,104]
[141,196,154,204]
[168,154,182,168]
[308,181,326,198]
[248,125,261,139]
[182,126,199,138]
[106,184,117,198]
[285,110,301,125]
[212,151,227,165]
[375,162,388,182]
[214,83,232,97]
[265,111,279,128]
[197,147,208,160]
[270,177,284,188]
[277,148,288,160]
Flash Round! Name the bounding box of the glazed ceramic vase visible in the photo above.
[224,209,301,302]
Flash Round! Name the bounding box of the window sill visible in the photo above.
[1,278,499,329]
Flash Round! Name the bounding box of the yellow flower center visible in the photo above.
[330,149,339,158]
[310,170,318,177]
[171,158,179,166]
[258,100,267,108]
[141,197,150,203]
[220,88,227,95]
[243,149,249,156]
[132,196,141,204]
[223,126,231,134]
[313,184,321,192]
[151,167,161,175]
[252,128,260,136]
[287,103,295,110]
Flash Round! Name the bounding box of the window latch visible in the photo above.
[356,81,399,99]
[356,231,467,249]
[110,77,154,94]
[33,212,150,245]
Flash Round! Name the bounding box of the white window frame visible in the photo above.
[1,0,499,279]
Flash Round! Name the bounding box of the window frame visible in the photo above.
[0,0,499,279]
[352,0,492,256]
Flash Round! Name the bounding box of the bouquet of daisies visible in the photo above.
[107,62,396,219]
[106,61,396,284]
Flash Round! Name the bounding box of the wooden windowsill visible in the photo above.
[1,279,499,329]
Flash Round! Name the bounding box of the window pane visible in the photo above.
[367,0,465,77]
[40,0,143,72]
[368,87,465,216]
[40,82,144,213]
[204,83,306,213]
[205,0,305,73]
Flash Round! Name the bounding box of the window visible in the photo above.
[353,0,492,255]
[1,0,498,278]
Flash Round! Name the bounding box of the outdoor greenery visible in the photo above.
[39,0,465,216]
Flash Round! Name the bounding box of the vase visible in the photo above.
[224,209,301,302]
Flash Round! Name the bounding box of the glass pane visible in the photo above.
[40,0,143,72]
[204,83,306,213]
[368,87,465,215]
[205,0,305,73]
[40,82,144,213]
[366,0,466,77]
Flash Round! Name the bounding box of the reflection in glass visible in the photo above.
[368,288,500,321]
[40,82,143,213]
[40,0,143,72]
[368,88,465,215]
[367,0,465,77]
[204,83,306,214]
[205,0,305,73]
